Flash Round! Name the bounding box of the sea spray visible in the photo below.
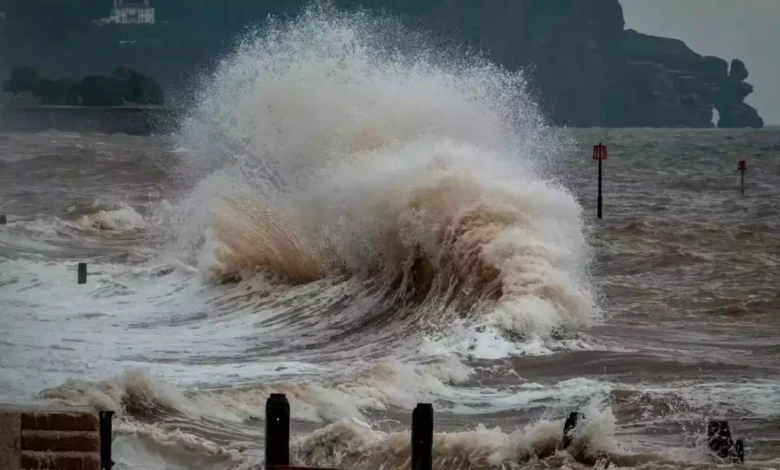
[168,7,597,344]
[124,11,607,465]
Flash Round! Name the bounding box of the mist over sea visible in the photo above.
[1,9,779,470]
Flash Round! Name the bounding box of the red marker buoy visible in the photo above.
[593,143,608,219]
[738,159,747,195]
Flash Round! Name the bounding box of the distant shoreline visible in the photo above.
[0,105,775,135]
[0,105,182,135]
[12,105,176,111]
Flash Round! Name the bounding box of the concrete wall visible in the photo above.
[0,405,101,470]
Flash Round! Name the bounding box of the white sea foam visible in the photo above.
[74,202,147,231]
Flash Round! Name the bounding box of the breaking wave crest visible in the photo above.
[34,370,628,470]
[169,7,595,340]
[12,202,147,236]
[71,202,147,232]
[39,370,736,470]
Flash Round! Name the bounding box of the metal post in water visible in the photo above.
[741,171,744,195]
[738,159,747,195]
[593,143,608,219]
[265,393,290,468]
[412,403,433,470]
[598,157,603,219]
[99,410,115,470]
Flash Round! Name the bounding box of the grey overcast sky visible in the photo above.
[620,0,780,125]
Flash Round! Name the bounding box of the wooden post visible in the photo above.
[99,410,114,470]
[561,411,584,449]
[266,393,290,468]
[78,262,87,284]
[707,420,745,463]
[735,439,745,464]
[412,403,433,470]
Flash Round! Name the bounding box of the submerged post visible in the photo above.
[593,143,608,219]
[265,393,290,468]
[707,419,745,464]
[78,262,87,284]
[738,159,747,195]
[412,403,433,470]
[561,411,584,449]
[99,410,115,470]
[0,215,6,225]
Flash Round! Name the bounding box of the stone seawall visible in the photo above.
[0,106,181,135]
[0,405,102,470]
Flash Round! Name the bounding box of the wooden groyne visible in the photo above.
[0,398,745,468]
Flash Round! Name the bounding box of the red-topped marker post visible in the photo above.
[738,159,747,195]
[593,143,608,219]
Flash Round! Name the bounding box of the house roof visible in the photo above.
[116,3,153,9]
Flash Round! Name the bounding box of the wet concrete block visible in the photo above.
[0,412,21,470]
[21,430,100,453]
[21,412,99,432]
[21,450,100,470]
[1,405,102,470]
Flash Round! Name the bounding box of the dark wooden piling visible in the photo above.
[78,262,87,284]
[561,411,584,449]
[412,403,433,470]
[99,410,114,470]
[266,393,291,468]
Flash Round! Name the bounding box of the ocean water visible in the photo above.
[1,10,779,470]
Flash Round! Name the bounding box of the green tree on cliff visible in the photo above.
[3,65,164,106]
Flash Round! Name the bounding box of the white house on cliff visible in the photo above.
[100,0,155,25]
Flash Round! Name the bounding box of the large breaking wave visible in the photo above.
[169,7,597,343]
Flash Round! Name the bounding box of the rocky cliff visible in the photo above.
[614,31,762,128]
[0,0,764,128]
[374,0,763,128]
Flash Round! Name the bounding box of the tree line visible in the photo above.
[2,65,164,106]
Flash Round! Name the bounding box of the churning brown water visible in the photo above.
[1,9,779,470]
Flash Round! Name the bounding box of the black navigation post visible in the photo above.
[593,143,608,219]
[738,159,747,195]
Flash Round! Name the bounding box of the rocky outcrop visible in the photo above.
[612,30,762,128]
[714,60,763,128]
